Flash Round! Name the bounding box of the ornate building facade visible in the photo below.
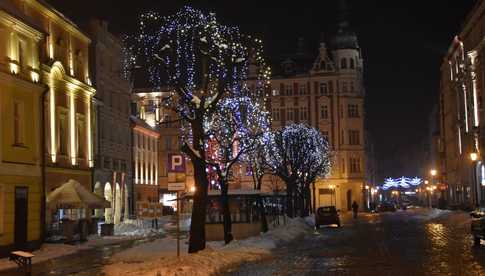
[439,0,485,207]
[0,1,45,254]
[0,0,95,253]
[266,3,366,211]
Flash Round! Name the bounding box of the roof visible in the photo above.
[130,115,160,135]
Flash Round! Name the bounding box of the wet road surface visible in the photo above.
[227,208,485,276]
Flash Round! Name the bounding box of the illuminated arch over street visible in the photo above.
[381,177,423,190]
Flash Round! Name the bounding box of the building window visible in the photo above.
[301,107,308,120]
[272,89,279,96]
[349,157,361,173]
[342,158,345,173]
[299,84,306,95]
[350,58,355,69]
[13,101,24,145]
[0,185,3,234]
[287,109,294,121]
[348,104,359,118]
[279,98,285,107]
[294,97,299,106]
[76,117,85,158]
[320,82,328,95]
[342,82,348,93]
[274,108,280,121]
[341,58,347,69]
[165,137,171,151]
[348,130,360,145]
[59,112,68,155]
[350,81,355,92]
[285,85,292,96]
[321,105,328,119]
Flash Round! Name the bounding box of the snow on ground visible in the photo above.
[0,219,169,272]
[115,219,165,237]
[104,217,313,276]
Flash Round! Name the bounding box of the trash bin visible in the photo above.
[100,223,114,236]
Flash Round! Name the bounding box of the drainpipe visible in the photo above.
[40,85,49,243]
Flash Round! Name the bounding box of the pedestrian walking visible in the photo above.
[352,201,359,219]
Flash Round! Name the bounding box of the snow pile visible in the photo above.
[114,220,165,237]
[163,217,191,232]
[104,217,313,276]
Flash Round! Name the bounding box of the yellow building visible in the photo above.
[0,0,96,251]
[0,4,45,254]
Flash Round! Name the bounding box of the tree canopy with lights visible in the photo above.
[125,6,270,252]
[264,124,332,217]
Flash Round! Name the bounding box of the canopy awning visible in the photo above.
[47,179,110,209]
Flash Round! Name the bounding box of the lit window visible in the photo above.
[13,101,24,145]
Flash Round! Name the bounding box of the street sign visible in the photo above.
[168,182,185,191]
[168,154,186,172]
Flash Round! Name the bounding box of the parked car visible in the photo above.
[315,206,341,228]
[377,202,396,212]
[470,207,485,245]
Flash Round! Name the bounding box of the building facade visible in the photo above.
[86,20,132,223]
[0,2,45,254]
[439,0,485,207]
[0,0,95,253]
[131,116,160,216]
[266,5,366,211]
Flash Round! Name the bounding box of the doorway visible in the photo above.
[347,189,352,211]
[14,187,28,250]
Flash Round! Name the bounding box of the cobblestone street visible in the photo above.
[227,208,485,276]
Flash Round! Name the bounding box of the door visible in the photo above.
[346,190,352,211]
[14,187,28,250]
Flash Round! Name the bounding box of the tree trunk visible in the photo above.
[187,119,209,253]
[286,185,294,218]
[220,179,233,244]
[188,159,209,253]
[257,196,268,232]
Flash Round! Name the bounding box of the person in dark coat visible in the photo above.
[351,201,359,219]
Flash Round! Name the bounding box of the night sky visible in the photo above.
[46,0,476,183]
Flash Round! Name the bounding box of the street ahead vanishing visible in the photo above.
[226,208,485,276]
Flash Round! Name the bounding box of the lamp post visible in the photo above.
[429,169,437,208]
[329,185,335,206]
[470,152,479,206]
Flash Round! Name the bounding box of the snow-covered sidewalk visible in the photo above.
[104,217,313,276]
[0,219,166,272]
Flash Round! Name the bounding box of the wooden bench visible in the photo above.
[9,251,34,276]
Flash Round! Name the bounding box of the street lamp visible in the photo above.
[470,152,479,206]
[329,185,335,206]
[430,169,437,177]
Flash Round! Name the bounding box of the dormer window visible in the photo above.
[341,58,347,69]
[320,61,326,70]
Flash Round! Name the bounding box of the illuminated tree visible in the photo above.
[264,124,332,217]
[207,94,270,243]
[127,7,270,252]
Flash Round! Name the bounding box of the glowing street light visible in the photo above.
[430,169,437,176]
[470,152,478,162]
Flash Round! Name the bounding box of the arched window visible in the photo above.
[350,58,355,69]
[341,58,347,69]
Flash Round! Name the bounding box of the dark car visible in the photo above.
[315,206,341,228]
[470,207,485,245]
[377,202,396,212]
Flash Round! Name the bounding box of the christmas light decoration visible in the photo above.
[381,177,423,190]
